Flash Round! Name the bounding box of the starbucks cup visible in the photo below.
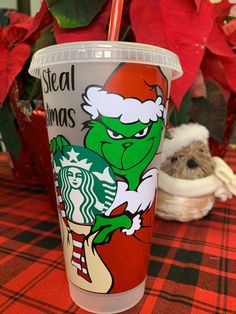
[29,41,182,313]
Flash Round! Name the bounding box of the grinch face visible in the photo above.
[84,116,164,189]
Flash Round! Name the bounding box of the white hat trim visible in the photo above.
[161,123,209,162]
[159,170,222,197]
[159,156,236,201]
[82,86,166,124]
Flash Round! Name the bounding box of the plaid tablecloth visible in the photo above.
[0,149,236,314]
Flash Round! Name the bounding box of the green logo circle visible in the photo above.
[54,145,117,224]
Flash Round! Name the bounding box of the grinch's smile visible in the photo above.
[101,137,155,171]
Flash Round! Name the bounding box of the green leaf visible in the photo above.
[50,135,70,155]
[169,92,192,127]
[0,100,21,159]
[61,135,70,146]
[46,0,107,28]
[225,16,235,23]
[57,135,70,154]
[28,79,42,103]
[57,135,63,152]
[50,138,57,154]
[20,60,41,104]
[190,80,227,143]
[32,25,56,54]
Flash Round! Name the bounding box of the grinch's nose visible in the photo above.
[122,142,133,149]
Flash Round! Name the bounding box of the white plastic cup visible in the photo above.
[29,41,182,313]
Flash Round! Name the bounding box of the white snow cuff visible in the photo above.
[82,86,166,124]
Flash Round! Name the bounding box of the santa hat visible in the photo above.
[82,63,168,124]
[161,123,210,162]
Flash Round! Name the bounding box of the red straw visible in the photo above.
[107,0,124,41]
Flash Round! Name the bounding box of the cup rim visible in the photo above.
[28,41,183,80]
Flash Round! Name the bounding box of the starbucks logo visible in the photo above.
[54,145,117,224]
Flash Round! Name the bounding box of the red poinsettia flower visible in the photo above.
[130,0,215,108]
[201,5,236,101]
[4,11,33,47]
[47,0,217,108]
[0,11,34,106]
[23,0,53,46]
[211,0,234,25]
[13,0,235,113]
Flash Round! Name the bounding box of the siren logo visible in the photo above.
[54,145,117,224]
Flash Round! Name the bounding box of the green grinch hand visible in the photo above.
[91,214,132,245]
[50,135,70,155]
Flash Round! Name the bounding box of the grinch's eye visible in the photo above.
[107,129,124,139]
[134,126,149,138]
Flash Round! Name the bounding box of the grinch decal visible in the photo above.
[51,63,168,293]
[82,63,167,190]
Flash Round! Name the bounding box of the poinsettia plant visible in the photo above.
[0,7,55,159]
[169,1,236,154]
[0,11,34,159]
[41,0,236,107]
[0,11,33,106]
[1,0,236,159]
[44,0,236,152]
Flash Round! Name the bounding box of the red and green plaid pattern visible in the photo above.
[0,149,236,314]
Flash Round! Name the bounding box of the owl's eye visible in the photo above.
[107,129,124,139]
[134,126,149,138]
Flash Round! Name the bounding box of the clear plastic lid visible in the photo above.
[29,41,183,79]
